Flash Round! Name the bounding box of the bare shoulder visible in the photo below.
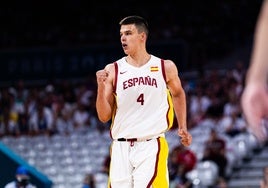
[163,59,178,70]
[104,63,115,72]
[163,59,179,79]
[104,62,116,82]
[162,59,183,93]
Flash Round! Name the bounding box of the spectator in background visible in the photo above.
[54,101,74,136]
[82,173,96,188]
[197,103,224,132]
[169,144,197,188]
[0,105,19,137]
[188,86,211,127]
[219,111,247,137]
[101,153,111,175]
[17,113,30,136]
[223,92,240,117]
[4,165,36,188]
[241,0,268,142]
[23,88,39,119]
[230,60,246,86]
[28,97,54,136]
[72,101,90,133]
[202,129,228,180]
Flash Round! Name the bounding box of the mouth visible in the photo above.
[122,43,127,49]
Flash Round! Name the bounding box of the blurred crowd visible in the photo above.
[0,75,103,138]
[0,59,247,138]
[166,60,249,187]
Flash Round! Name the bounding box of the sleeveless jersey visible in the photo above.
[111,55,174,139]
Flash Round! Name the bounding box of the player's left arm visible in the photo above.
[164,59,192,146]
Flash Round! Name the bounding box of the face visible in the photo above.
[120,24,144,55]
[16,175,29,186]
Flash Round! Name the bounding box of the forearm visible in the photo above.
[247,0,268,85]
[96,87,113,122]
[172,90,187,130]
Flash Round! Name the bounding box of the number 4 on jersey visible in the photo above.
[137,93,144,105]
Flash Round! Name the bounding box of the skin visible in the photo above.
[241,0,268,142]
[260,166,268,188]
[96,22,192,146]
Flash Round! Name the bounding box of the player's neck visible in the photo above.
[126,52,151,67]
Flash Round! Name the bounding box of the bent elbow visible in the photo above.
[98,114,111,123]
[96,106,112,123]
[99,118,109,123]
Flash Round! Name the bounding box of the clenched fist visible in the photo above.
[96,69,109,84]
[178,129,192,147]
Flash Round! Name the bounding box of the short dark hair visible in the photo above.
[119,15,149,36]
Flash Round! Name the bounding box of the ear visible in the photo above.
[140,32,147,41]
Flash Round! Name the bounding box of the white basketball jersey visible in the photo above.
[111,55,174,139]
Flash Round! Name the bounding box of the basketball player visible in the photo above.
[96,15,192,188]
[241,0,268,142]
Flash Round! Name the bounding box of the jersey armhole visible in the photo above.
[113,62,118,93]
[161,59,167,82]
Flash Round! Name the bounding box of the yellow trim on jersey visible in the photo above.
[110,93,117,131]
[166,89,174,130]
[152,137,169,188]
[107,142,113,188]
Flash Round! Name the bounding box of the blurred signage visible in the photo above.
[0,40,187,83]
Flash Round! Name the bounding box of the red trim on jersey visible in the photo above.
[161,59,166,82]
[147,138,160,188]
[113,62,118,92]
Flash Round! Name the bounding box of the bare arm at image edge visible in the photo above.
[241,0,268,142]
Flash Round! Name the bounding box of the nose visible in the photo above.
[121,35,126,42]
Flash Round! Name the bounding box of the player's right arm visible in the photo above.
[96,63,115,123]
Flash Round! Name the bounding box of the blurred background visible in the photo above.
[0,0,263,84]
[0,0,267,188]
